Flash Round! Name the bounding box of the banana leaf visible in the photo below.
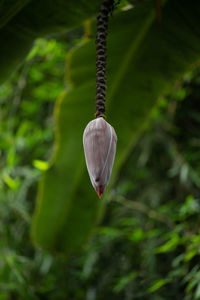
[32,0,200,253]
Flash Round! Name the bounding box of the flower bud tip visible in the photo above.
[95,185,104,198]
[97,191,103,198]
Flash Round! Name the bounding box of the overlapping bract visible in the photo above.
[83,117,117,197]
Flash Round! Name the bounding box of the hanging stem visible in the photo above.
[95,0,115,118]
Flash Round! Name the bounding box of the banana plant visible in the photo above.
[32,0,200,254]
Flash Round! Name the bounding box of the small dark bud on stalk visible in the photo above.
[83,117,117,198]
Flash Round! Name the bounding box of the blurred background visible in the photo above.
[1,0,200,299]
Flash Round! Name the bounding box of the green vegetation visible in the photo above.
[1,0,200,299]
[33,0,200,254]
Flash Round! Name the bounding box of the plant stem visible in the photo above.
[95,0,114,118]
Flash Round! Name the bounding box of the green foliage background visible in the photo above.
[33,0,200,254]
[1,0,200,299]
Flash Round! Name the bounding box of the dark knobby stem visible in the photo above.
[95,0,115,118]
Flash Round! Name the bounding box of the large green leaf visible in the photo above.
[32,1,200,254]
[0,0,101,83]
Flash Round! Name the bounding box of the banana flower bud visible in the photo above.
[83,117,117,198]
